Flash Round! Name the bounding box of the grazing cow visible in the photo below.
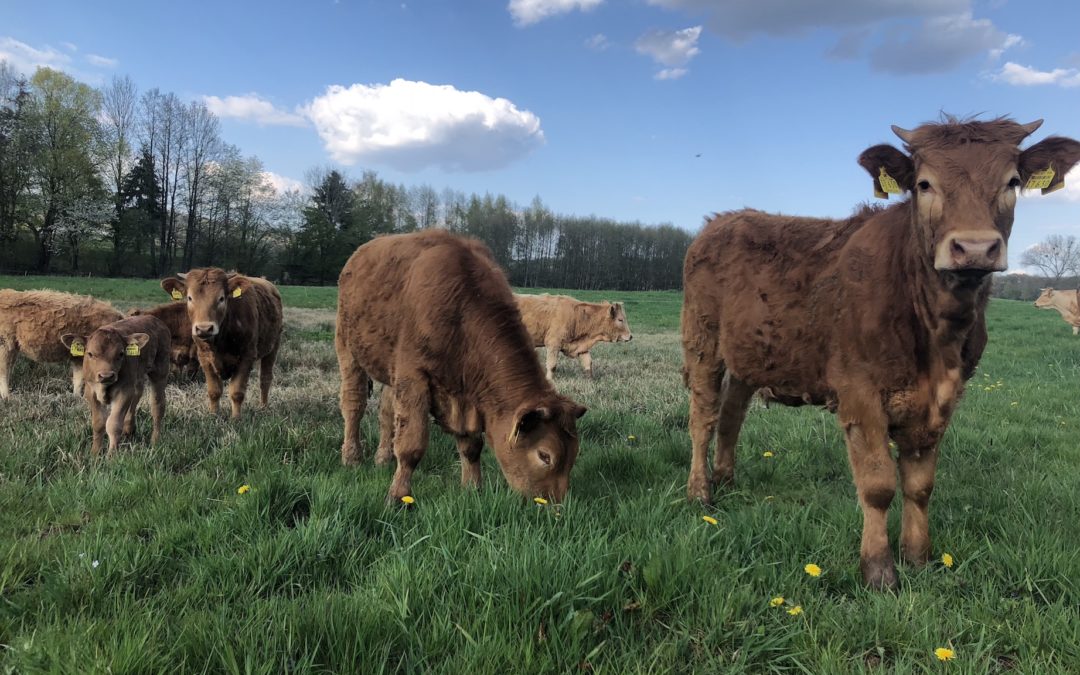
[0,289,123,399]
[160,269,283,419]
[515,293,633,380]
[128,302,200,376]
[61,315,171,456]
[681,117,1080,589]
[336,230,587,503]
[1034,288,1080,335]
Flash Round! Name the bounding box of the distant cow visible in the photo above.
[336,231,587,503]
[61,315,171,456]
[128,302,200,376]
[160,269,283,419]
[681,117,1080,589]
[515,293,633,380]
[0,289,123,399]
[1034,288,1080,335]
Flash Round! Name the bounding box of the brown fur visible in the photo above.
[681,118,1080,589]
[61,315,171,456]
[335,230,586,503]
[128,302,200,376]
[515,293,633,379]
[0,289,123,398]
[160,269,283,419]
[1034,288,1080,335]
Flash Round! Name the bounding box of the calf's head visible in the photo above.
[858,118,1080,280]
[61,330,149,394]
[1034,288,1056,308]
[161,268,250,340]
[605,302,633,342]
[494,397,587,502]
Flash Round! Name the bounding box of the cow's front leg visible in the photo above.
[375,385,395,466]
[578,352,593,379]
[106,392,133,457]
[227,358,255,420]
[457,434,484,488]
[896,433,940,567]
[839,394,898,590]
[387,374,431,503]
[199,350,223,415]
[544,341,560,381]
[89,394,106,456]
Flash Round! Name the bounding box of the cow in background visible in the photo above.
[515,293,633,380]
[1034,288,1080,335]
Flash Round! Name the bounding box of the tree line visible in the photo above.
[0,62,691,291]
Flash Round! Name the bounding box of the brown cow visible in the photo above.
[160,269,283,419]
[128,302,200,376]
[0,289,123,398]
[1033,288,1080,335]
[336,230,587,503]
[515,293,633,380]
[61,315,171,456]
[682,117,1080,589]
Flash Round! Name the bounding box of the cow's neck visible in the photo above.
[464,323,554,427]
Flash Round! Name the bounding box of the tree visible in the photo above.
[293,169,355,284]
[1021,234,1080,283]
[119,146,163,274]
[100,75,138,272]
[0,61,34,263]
[180,100,220,269]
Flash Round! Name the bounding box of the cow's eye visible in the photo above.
[538,450,552,466]
[86,352,93,358]
[218,295,225,303]
[186,296,192,302]
[917,180,932,192]
[1008,176,1021,189]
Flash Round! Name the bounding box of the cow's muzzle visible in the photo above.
[193,322,219,339]
[935,231,1006,273]
[96,371,117,385]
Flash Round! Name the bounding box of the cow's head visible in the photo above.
[495,397,587,502]
[858,118,1080,282]
[605,302,633,342]
[61,329,148,398]
[161,268,250,341]
[1034,288,1056,308]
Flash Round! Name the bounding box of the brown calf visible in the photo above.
[160,269,283,419]
[682,117,1080,589]
[61,315,171,456]
[128,302,200,376]
[515,293,633,379]
[0,289,123,398]
[336,230,587,503]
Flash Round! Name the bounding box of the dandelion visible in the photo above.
[237,484,250,495]
[934,647,955,661]
[804,563,822,577]
[941,553,954,568]
[1010,401,1018,407]
[762,451,774,458]
[400,495,415,505]
[702,515,718,526]
[533,497,549,506]
[764,495,774,502]
[769,596,784,607]
[91,560,100,568]
[787,605,803,616]
[627,434,637,441]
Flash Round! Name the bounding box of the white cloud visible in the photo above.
[61,41,77,52]
[202,93,307,127]
[85,53,118,68]
[302,79,544,172]
[988,33,1023,61]
[508,0,603,26]
[0,36,71,76]
[262,171,307,195]
[994,62,1080,88]
[655,67,688,80]
[635,26,702,67]
[584,33,611,51]
[869,13,1017,74]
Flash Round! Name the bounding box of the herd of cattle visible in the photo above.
[1,117,1078,589]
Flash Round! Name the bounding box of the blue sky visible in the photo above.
[2,0,1078,270]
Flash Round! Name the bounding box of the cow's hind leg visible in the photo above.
[148,372,166,446]
[336,338,369,466]
[544,341,560,381]
[0,344,17,399]
[713,372,754,486]
[839,393,898,590]
[897,435,939,567]
[70,360,84,396]
[375,385,395,466]
[124,380,144,437]
[458,434,484,488]
[686,361,723,503]
[387,372,431,503]
[258,346,278,408]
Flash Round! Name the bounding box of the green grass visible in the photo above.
[1,276,1079,673]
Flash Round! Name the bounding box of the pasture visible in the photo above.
[1,275,1078,673]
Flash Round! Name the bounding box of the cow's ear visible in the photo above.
[129,333,151,349]
[609,304,618,319]
[60,334,86,353]
[226,274,251,299]
[857,144,914,199]
[568,402,587,420]
[1019,136,1080,195]
[508,405,554,447]
[161,277,186,299]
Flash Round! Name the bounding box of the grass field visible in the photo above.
[1,275,1078,673]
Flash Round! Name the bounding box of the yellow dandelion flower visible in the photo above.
[237,485,250,495]
[787,605,803,616]
[400,495,415,505]
[762,451,774,458]
[702,515,718,526]
[934,647,955,661]
[764,495,774,502]
[533,497,549,506]
[804,563,822,577]
[769,596,784,607]
[941,553,954,568]
[627,434,636,441]
[1010,401,1018,406]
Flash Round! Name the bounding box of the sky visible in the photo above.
[2,0,1078,271]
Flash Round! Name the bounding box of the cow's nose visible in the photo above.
[97,371,116,383]
[945,234,1006,271]
[627,335,633,342]
[194,322,218,338]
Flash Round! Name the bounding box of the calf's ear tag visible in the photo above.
[125,343,141,357]
[232,287,243,298]
[877,167,902,197]
[1025,166,1055,191]
[70,343,85,357]
[171,289,183,301]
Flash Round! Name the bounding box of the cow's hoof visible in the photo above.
[340,443,364,467]
[711,469,735,487]
[861,556,899,591]
[687,478,713,505]
[900,542,931,567]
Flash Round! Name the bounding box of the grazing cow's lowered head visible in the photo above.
[600,302,633,343]
[61,329,149,401]
[495,397,587,502]
[858,117,1080,284]
[161,268,251,340]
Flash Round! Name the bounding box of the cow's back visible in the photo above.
[514,293,575,346]
[0,289,123,362]
[248,278,283,358]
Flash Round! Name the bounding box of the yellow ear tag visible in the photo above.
[232,287,243,298]
[171,289,183,301]
[125,343,141,357]
[1026,167,1055,190]
[70,343,85,357]
[878,167,902,195]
